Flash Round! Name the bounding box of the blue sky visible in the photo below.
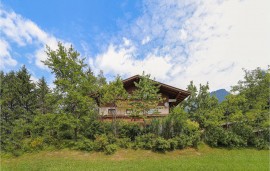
[1,0,269,90]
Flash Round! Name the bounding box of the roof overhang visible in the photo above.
[122,75,190,106]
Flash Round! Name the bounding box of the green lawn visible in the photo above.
[1,145,269,171]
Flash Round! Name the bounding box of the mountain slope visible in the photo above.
[210,89,230,103]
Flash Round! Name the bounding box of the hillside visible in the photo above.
[210,89,230,103]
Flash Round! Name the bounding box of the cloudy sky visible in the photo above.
[1,0,269,91]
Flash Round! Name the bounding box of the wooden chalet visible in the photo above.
[99,75,190,120]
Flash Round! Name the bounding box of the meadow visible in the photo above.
[1,145,269,171]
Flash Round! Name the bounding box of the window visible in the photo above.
[147,108,158,114]
[126,109,132,115]
[108,109,116,115]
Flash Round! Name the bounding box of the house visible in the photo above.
[99,75,190,119]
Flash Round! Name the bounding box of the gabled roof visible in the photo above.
[122,75,190,106]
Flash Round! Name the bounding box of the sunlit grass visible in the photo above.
[1,145,269,171]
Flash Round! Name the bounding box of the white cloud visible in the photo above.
[0,39,17,68]
[141,36,150,45]
[0,5,69,69]
[91,0,270,91]
[90,41,173,80]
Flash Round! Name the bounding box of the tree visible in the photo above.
[231,67,269,111]
[96,70,107,87]
[181,81,198,118]
[43,42,98,141]
[99,75,128,135]
[230,67,270,131]
[129,72,163,119]
[16,65,37,123]
[182,81,219,128]
[36,77,51,114]
[0,66,37,152]
[195,83,219,128]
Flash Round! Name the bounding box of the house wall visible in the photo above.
[99,80,175,117]
[99,105,169,116]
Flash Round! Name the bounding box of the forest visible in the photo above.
[0,43,269,156]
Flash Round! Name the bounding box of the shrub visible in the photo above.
[104,144,118,155]
[254,138,269,150]
[107,133,117,144]
[83,121,111,139]
[152,137,170,152]
[174,135,190,149]
[30,137,44,150]
[134,133,156,150]
[168,139,178,151]
[94,134,109,151]
[118,122,142,140]
[220,131,247,148]
[116,138,131,149]
[73,139,94,152]
[204,126,224,147]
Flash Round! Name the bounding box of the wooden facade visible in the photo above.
[99,75,190,119]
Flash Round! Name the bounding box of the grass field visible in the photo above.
[1,145,269,171]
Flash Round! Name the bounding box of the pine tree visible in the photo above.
[16,65,37,123]
[36,77,50,114]
[182,81,219,128]
[99,75,128,135]
[43,42,98,141]
[130,72,162,118]
[97,70,107,87]
[181,81,198,118]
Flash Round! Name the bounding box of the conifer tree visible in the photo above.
[99,75,128,135]
[16,65,37,123]
[36,77,51,114]
[130,72,162,118]
[43,42,98,141]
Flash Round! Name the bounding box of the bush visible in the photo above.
[254,138,269,150]
[118,122,142,140]
[107,133,117,144]
[174,134,192,149]
[204,126,224,147]
[104,144,118,155]
[152,137,170,152]
[83,121,111,139]
[134,133,156,150]
[73,139,94,151]
[220,131,247,148]
[168,139,178,151]
[116,138,131,149]
[94,134,109,151]
[30,137,44,150]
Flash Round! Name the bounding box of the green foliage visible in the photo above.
[94,134,109,151]
[134,133,156,150]
[104,144,118,155]
[36,77,51,114]
[152,137,170,152]
[116,138,131,149]
[1,43,268,156]
[182,81,219,129]
[167,139,178,151]
[99,76,128,135]
[100,76,128,106]
[253,138,269,150]
[73,138,94,152]
[129,72,163,118]
[117,121,142,140]
[44,42,98,141]
[82,120,111,139]
[30,137,44,150]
